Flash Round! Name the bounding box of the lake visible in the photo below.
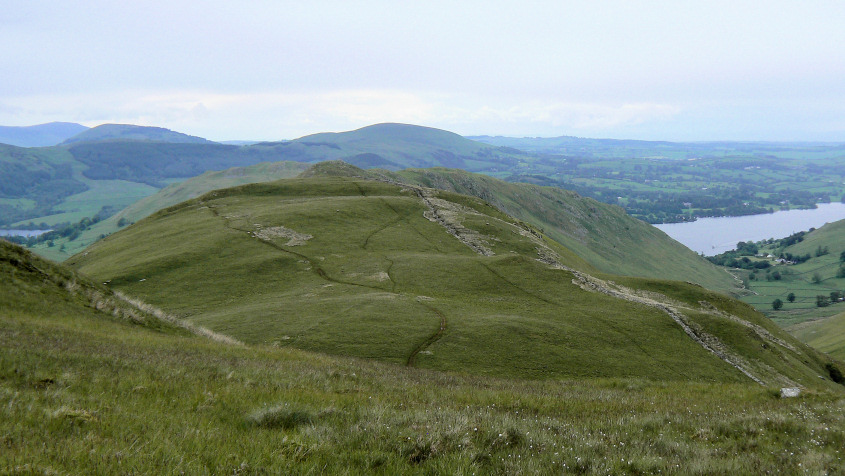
[0,229,52,238]
[654,203,845,256]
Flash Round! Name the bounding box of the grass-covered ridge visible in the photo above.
[379,166,739,293]
[68,172,840,389]
[4,241,845,474]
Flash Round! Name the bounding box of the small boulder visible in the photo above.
[780,387,801,398]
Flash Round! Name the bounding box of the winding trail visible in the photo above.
[406,303,447,367]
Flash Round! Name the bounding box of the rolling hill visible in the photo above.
[722,218,845,326]
[28,160,739,297]
[4,239,845,473]
[68,167,838,388]
[0,122,88,147]
[373,167,738,293]
[61,123,213,145]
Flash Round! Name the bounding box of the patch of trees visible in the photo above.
[0,152,88,225]
[68,142,276,187]
[1,205,120,247]
[706,243,772,270]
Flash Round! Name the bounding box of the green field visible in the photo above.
[714,220,845,327]
[4,237,845,474]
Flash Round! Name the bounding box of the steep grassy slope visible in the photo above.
[0,122,88,147]
[62,123,213,144]
[790,311,845,361]
[42,159,736,292]
[378,167,739,294]
[69,174,839,388]
[5,242,845,474]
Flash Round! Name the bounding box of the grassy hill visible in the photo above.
[240,123,528,173]
[68,170,838,389]
[61,123,213,145]
[790,310,845,361]
[372,167,738,294]
[25,161,739,298]
[0,122,88,147]
[4,240,845,473]
[26,161,310,261]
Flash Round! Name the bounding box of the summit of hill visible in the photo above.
[61,123,214,145]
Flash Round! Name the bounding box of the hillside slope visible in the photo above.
[69,173,838,387]
[5,240,845,474]
[790,311,845,361]
[376,167,739,293]
[735,219,845,325]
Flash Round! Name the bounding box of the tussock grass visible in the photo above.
[247,404,316,430]
[3,294,845,473]
[4,239,845,473]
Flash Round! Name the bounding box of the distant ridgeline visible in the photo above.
[0,123,529,227]
[5,122,845,233]
[472,135,845,224]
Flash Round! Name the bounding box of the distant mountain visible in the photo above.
[3,122,533,226]
[0,122,88,147]
[62,124,214,145]
[253,123,526,171]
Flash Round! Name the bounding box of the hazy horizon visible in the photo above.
[3,1,844,143]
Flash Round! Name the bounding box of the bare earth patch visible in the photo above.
[254,225,313,246]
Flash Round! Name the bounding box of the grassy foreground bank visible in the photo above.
[2,244,845,474]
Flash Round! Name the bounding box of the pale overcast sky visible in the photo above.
[2,1,844,141]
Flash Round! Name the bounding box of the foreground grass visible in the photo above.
[2,246,845,474]
[4,304,845,475]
